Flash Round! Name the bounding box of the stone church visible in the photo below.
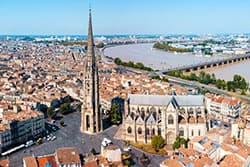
[123,94,208,144]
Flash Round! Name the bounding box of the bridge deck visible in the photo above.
[162,54,250,73]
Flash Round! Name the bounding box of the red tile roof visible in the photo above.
[23,156,38,167]
[37,155,57,167]
[55,147,81,165]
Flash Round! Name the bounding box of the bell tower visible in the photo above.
[81,8,102,134]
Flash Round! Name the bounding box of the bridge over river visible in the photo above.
[162,54,250,74]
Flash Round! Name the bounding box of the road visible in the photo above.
[166,75,250,104]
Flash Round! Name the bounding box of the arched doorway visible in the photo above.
[166,131,175,144]
[86,115,90,130]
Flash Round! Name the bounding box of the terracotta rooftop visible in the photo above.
[192,156,213,167]
[23,156,38,167]
[160,158,182,167]
[83,160,98,167]
[37,155,57,167]
[0,159,10,167]
[55,147,81,164]
[219,154,244,167]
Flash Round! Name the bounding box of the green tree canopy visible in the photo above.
[151,135,165,151]
[110,103,122,124]
[47,107,55,119]
[59,103,71,115]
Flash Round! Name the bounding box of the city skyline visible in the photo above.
[1,0,250,35]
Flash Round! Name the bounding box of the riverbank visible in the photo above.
[153,42,192,53]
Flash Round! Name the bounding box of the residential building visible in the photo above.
[0,104,45,154]
[205,94,242,122]
[23,147,81,167]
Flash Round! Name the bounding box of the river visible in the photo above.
[104,43,250,83]
[104,43,225,70]
[207,61,250,83]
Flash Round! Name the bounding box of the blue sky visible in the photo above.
[0,0,250,35]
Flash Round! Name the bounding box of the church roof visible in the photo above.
[128,94,172,106]
[174,95,204,106]
[128,94,204,107]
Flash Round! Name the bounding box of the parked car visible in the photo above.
[51,136,57,141]
[25,140,34,147]
[123,146,132,152]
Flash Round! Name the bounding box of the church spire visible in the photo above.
[87,8,95,60]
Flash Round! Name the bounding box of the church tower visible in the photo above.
[81,9,102,134]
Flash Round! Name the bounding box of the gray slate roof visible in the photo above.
[128,94,204,107]
[128,94,172,106]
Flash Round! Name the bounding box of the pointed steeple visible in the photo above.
[87,8,95,60]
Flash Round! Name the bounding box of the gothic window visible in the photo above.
[138,127,142,135]
[197,108,202,116]
[127,127,132,134]
[158,110,162,120]
[189,108,194,115]
[158,128,161,136]
[191,130,194,136]
[179,129,184,137]
[152,128,155,135]
[168,115,174,124]
[86,115,90,129]
[146,128,150,135]
[198,130,201,136]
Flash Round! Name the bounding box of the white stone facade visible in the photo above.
[123,94,208,144]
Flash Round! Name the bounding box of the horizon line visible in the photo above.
[1,33,250,36]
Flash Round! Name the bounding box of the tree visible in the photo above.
[61,95,72,104]
[76,102,82,112]
[59,103,71,115]
[51,99,61,109]
[123,159,131,167]
[60,121,65,127]
[172,136,189,150]
[110,103,122,124]
[91,148,96,155]
[114,58,122,65]
[136,62,144,69]
[151,135,165,151]
[47,107,55,119]
[151,75,161,80]
[162,76,168,82]
[96,42,104,48]
[36,102,48,114]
